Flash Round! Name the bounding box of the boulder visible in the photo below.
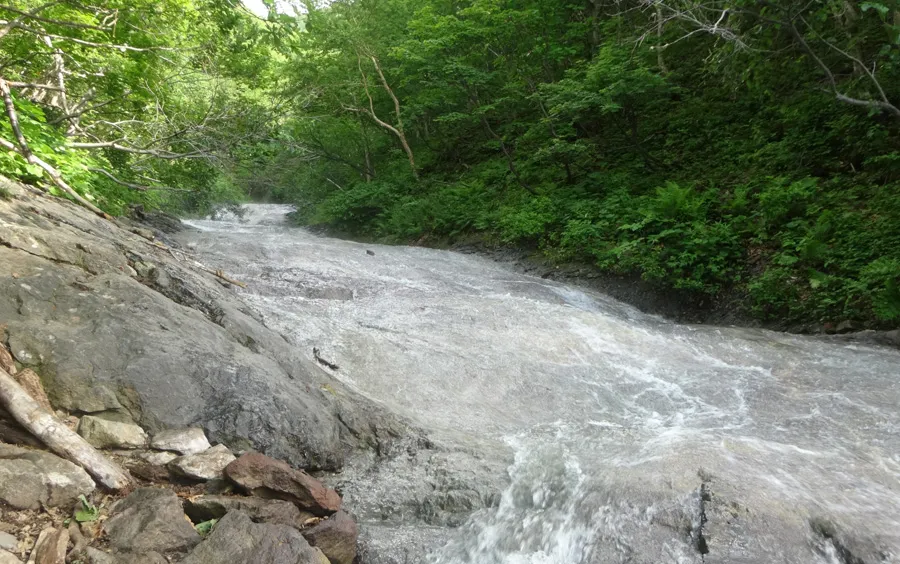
[184,495,314,529]
[103,488,200,556]
[302,511,358,564]
[181,511,322,564]
[150,428,210,456]
[25,528,67,564]
[76,416,147,449]
[0,444,94,509]
[169,445,235,481]
[311,548,330,564]
[0,345,15,375]
[224,453,341,516]
[0,551,20,564]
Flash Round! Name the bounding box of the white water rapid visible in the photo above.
[181,204,900,564]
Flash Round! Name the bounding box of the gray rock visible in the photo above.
[79,548,164,564]
[139,451,178,465]
[103,488,200,556]
[76,416,147,449]
[0,444,94,509]
[80,548,115,564]
[0,551,20,564]
[184,495,314,529]
[0,532,15,552]
[0,184,404,471]
[151,428,210,455]
[181,511,321,564]
[169,445,235,481]
[302,511,358,564]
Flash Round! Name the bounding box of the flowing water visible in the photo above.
[182,204,900,564]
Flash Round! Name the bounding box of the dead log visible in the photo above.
[0,366,131,490]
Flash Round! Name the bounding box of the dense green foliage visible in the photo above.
[3,0,899,329]
[257,0,900,329]
[0,0,285,214]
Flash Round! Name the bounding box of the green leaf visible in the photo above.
[195,519,218,537]
[74,495,99,523]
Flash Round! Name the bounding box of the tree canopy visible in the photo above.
[2,0,899,328]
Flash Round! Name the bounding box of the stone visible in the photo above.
[139,451,178,465]
[0,551,20,564]
[150,428,210,455]
[301,511,358,564]
[0,532,14,552]
[225,453,341,516]
[103,488,200,556]
[181,511,322,564]
[80,548,114,564]
[76,416,147,449]
[11,369,52,413]
[26,528,67,564]
[169,445,235,481]
[312,548,330,564]
[0,444,94,509]
[125,461,171,483]
[184,495,314,529]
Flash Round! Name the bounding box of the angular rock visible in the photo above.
[302,511,358,564]
[76,416,147,449]
[103,488,200,556]
[169,445,235,481]
[224,453,341,516]
[26,528,67,564]
[125,461,171,483]
[80,548,114,564]
[78,548,164,564]
[11,369,52,413]
[184,495,314,529]
[139,451,178,466]
[150,428,210,456]
[0,551,20,564]
[181,511,321,564]
[0,532,15,552]
[0,444,94,509]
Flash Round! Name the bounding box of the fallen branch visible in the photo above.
[0,366,132,490]
[201,266,247,288]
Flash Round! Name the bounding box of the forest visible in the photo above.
[1,0,899,329]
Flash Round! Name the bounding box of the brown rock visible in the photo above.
[224,453,341,516]
[12,369,52,413]
[301,511,357,564]
[103,488,200,556]
[26,527,68,564]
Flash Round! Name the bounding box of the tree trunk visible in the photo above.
[0,366,132,490]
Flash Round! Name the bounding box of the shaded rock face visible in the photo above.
[0,178,406,470]
[184,495,313,529]
[0,444,94,510]
[302,510,358,564]
[0,551,20,564]
[224,453,342,516]
[181,511,322,564]
[103,488,200,557]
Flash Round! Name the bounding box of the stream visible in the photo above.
[181,204,900,564]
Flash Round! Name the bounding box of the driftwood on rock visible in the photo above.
[0,366,132,490]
